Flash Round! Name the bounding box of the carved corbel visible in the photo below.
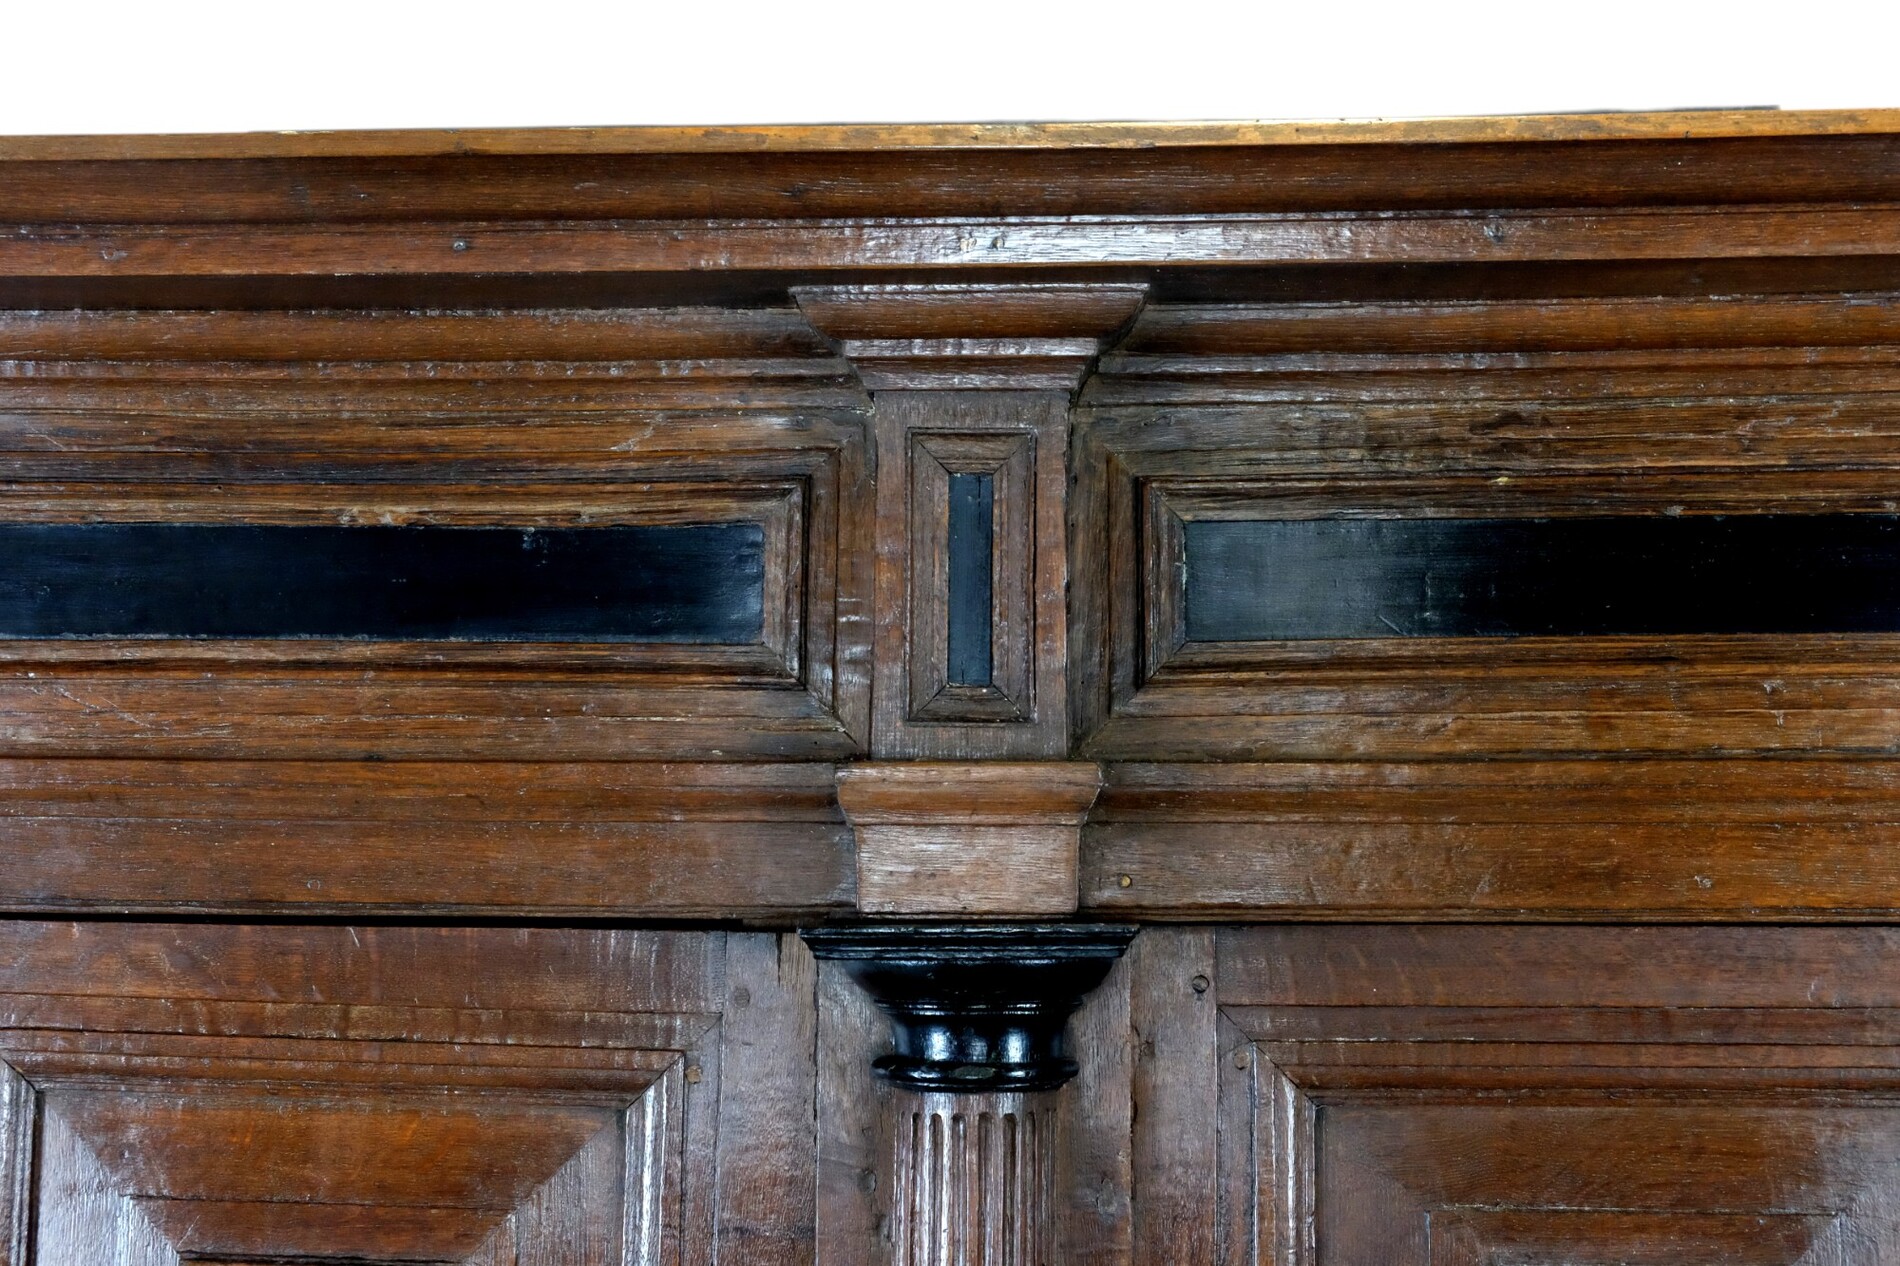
[795,283,1147,758]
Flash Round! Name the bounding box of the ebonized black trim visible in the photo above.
[0,522,765,642]
[801,923,1137,1093]
[946,473,995,685]
[1187,515,1900,640]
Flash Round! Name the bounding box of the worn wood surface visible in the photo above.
[1083,759,1900,920]
[6,110,1900,161]
[889,1093,1054,1266]
[1217,926,1900,1263]
[839,763,1100,916]
[7,115,1900,1261]
[0,759,853,917]
[0,923,834,1264]
[865,393,1073,759]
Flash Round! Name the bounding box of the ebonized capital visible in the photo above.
[802,922,1136,1092]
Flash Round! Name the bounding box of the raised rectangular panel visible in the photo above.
[1213,927,1900,1265]
[0,923,822,1265]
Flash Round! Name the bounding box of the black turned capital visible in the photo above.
[802,923,1136,1093]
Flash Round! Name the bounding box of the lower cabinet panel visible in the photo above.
[5,923,1900,1263]
[0,923,819,1266]
[1213,926,1900,1266]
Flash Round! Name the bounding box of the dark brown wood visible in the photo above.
[1082,759,1900,920]
[816,958,894,1265]
[1214,925,1900,1264]
[10,111,1900,1262]
[866,392,1073,757]
[1126,929,1219,1266]
[0,922,832,1264]
[797,284,1139,759]
[0,759,852,917]
[0,310,873,767]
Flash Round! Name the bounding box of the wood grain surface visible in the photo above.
[5,115,1900,1261]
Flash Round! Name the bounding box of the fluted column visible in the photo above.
[892,1092,1055,1266]
[804,923,1133,1265]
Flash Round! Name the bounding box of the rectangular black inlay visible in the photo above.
[946,472,995,685]
[1186,515,1900,640]
[0,522,765,642]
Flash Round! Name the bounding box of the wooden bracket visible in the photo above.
[837,761,1103,916]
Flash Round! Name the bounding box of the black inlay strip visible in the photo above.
[946,473,995,685]
[1186,515,1900,640]
[0,522,765,642]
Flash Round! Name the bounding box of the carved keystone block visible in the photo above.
[836,761,1104,916]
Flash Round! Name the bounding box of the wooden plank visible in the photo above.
[1216,925,1900,1008]
[716,934,819,1265]
[814,961,890,1266]
[0,1061,28,1266]
[4,110,1900,162]
[1084,759,1900,920]
[0,923,725,1013]
[7,206,1900,279]
[0,760,854,917]
[1129,929,1220,1266]
[1064,941,1134,1263]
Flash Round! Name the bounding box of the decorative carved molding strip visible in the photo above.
[10,210,1900,293]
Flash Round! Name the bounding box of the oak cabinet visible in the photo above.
[4,109,1900,1262]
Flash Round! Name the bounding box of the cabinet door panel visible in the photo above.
[1209,927,1900,1265]
[0,923,817,1266]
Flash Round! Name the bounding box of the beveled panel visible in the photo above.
[0,923,822,1266]
[1215,926,1900,1265]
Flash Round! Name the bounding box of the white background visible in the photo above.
[0,0,1894,136]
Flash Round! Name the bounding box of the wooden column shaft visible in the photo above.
[805,924,1132,1263]
[892,1091,1056,1266]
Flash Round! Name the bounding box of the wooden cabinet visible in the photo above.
[4,109,1900,1261]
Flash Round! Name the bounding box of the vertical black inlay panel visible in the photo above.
[946,473,995,685]
[0,522,765,641]
[1186,515,1900,640]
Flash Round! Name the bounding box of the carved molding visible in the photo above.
[837,761,1103,916]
